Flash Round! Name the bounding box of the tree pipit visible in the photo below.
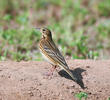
[37,27,77,81]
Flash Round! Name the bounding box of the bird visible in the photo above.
[36,27,77,81]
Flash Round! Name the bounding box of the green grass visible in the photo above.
[75,92,88,100]
[0,0,110,61]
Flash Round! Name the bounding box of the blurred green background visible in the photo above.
[0,0,110,61]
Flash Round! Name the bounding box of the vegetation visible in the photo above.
[0,0,110,61]
[75,92,88,100]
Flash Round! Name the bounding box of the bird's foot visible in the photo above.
[43,65,57,79]
[43,71,53,79]
[44,71,53,76]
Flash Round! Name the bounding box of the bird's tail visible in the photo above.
[62,66,77,81]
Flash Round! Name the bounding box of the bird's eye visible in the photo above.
[43,29,46,31]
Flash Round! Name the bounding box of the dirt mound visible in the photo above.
[0,60,110,100]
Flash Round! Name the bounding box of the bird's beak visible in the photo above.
[35,28,41,31]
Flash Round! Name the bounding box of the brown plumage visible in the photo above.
[37,27,77,81]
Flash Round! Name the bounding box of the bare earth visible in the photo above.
[0,60,110,100]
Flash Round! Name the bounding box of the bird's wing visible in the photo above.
[40,39,69,69]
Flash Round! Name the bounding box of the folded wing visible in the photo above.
[40,39,69,69]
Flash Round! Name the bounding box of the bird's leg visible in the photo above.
[45,65,57,76]
[50,65,57,75]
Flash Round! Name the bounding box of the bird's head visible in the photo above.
[36,27,52,39]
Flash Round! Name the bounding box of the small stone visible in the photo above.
[28,91,34,97]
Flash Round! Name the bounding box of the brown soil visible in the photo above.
[0,60,110,100]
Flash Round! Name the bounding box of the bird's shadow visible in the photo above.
[58,67,86,89]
